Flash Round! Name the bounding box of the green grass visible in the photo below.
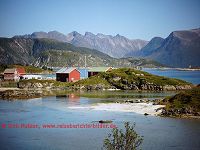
[69,68,190,90]
[102,68,189,86]
[73,75,110,86]
[163,87,200,112]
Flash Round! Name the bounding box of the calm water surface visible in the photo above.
[143,68,200,84]
[0,91,200,150]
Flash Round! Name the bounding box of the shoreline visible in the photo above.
[0,87,199,119]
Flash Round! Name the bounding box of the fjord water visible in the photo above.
[143,68,200,84]
[0,92,200,150]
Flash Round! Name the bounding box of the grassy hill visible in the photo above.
[73,68,191,90]
[159,86,200,117]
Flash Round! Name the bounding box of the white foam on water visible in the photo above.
[68,103,165,116]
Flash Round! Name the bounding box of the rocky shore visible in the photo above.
[0,89,43,100]
[156,86,200,119]
[158,107,200,119]
[17,80,192,91]
[81,83,192,91]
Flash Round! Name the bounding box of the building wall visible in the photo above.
[69,69,80,82]
[22,75,42,80]
[78,69,88,79]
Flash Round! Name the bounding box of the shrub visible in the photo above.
[103,122,143,150]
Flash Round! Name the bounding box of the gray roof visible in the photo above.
[56,67,79,74]
[4,68,17,74]
[88,67,112,72]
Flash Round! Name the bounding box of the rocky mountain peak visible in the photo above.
[84,32,95,37]
[14,30,148,58]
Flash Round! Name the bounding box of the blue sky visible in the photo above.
[0,0,200,40]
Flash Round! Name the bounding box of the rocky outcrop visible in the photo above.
[18,81,54,89]
[159,107,200,118]
[111,81,191,91]
[0,90,43,100]
[157,86,200,118]
[163,85,176,91]
[80,84,111,91]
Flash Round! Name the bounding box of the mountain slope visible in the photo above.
[134,28,200,67]
[0,38,114,66]
[15,31,148,58]
[0,37,162,68]
[0,38,34,65]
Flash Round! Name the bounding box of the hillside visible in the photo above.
[73,68,191,90]
[159,86,200,118]
[128,37,164,57]
[0,37,164,68]
[134,28,200,68]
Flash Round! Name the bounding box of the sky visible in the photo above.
[0,0,200,40]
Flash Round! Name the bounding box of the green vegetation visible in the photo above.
[0,81,18,88]
[103,122,143,150]
[127,58,166,68]
[72,68,190,90]
[103,68,189,86]
[74,75,110,86]
[161,86,200,114]
[0,64,51,73]
[0,64,7,73]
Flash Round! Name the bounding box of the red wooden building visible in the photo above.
[3,68,20,81]
[3,67,26,81]
[56,67,80,82]
[17,68,26,76]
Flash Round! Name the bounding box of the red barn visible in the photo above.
[3,68,20,81]
[56,67,80,82]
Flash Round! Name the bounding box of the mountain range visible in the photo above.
[0,37,162,68]
[2,28,200,68]
[15,31,148,58]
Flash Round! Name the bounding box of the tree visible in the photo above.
[103,122,143,150]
